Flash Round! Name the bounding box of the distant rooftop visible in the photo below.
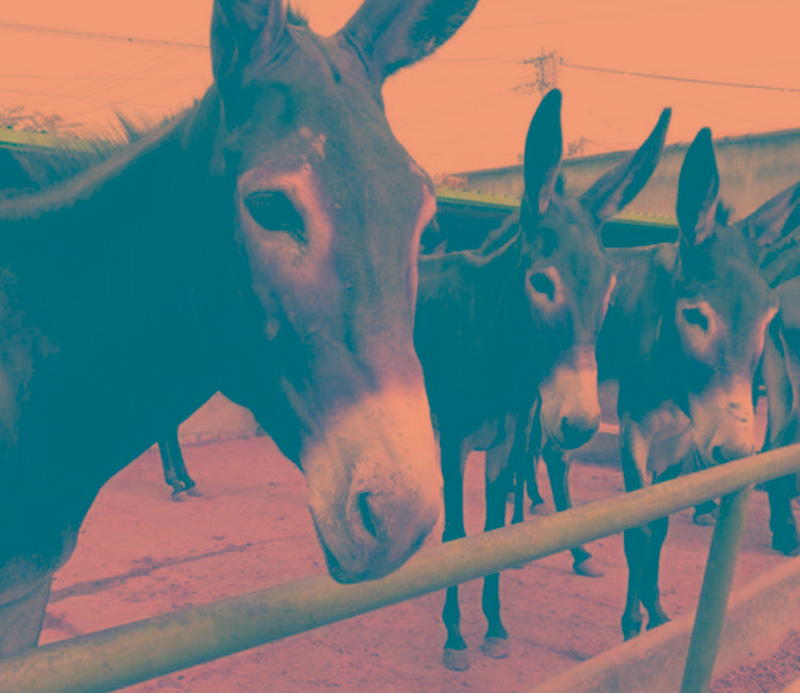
[0,128,94,152]
[447,126,800,181]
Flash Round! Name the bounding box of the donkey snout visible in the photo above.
[709,439,755,465]
[343,483,438,563]
[303,382,442,583]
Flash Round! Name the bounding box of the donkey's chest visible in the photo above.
[462,418,505,453]
[642,400,692,442]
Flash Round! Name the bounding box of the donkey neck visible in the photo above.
[0,95,237,489]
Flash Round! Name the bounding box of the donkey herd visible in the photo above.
[1,0,799,679]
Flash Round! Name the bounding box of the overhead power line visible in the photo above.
[0,21,207,49]
[562,60,800,93]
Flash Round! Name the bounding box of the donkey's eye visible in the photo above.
[683,307,709,331]
[244,191,305,242]
[530,273,556,301]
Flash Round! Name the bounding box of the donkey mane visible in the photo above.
[0,2,310,209]
[0,109,194,222]
[0,112,183,200]
[716,201,733,226]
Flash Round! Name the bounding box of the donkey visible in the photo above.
[512,132,800,637]
[756,186,800,557]
[1,145,201,500]
[605,129,800,639]
[0,0,480,658]
[414,89,670,670]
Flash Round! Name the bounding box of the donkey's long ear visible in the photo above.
[211,0,287,90]
[677,128,720,246]
[523,89,563,217]
[738,180,800,248]
[581,108,671,222]
[339,0,479,82]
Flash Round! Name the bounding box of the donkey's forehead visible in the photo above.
[234,28,428,187]
[680,231,770,304]
[526,197,607,274]
[678,253,775,325]
[541,196,595,230]
[242,29,378,127]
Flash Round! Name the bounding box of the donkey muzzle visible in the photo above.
[302,382,441,583]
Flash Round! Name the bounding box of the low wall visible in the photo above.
[535,554,800,692]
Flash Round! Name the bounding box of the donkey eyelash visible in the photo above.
[244,190,306,243]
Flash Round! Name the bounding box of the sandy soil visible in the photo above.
[38,436,796,692]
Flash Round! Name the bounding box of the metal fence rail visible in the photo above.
[2,443,800,693]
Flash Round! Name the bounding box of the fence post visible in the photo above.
[680,486,751,693]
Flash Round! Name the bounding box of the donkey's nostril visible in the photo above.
[358,492,379,539]
[711,442,754,466]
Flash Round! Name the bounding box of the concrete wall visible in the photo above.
[456,128,800,221]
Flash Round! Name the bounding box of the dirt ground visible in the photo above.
[38,436,798,693]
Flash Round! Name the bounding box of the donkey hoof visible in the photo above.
[481,636,510,659]
[443,648,470,671]
[772,534,800,557]
[529,501,549,516]
[621,617,642,641]
[185,485,204,498]
[692,511,717,526]
[693,501,719,526]
[573,556,604,578]
[171,490,189,502]
[647,612,671,630]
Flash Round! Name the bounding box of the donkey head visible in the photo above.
[208,0,478,582]
[673,128,800,465]
[523,90,670,449]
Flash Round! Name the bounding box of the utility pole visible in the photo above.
[516,50,560,95]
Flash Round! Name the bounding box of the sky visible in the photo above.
[1,0,799,176]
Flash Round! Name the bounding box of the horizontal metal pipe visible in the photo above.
[2,442,800,693]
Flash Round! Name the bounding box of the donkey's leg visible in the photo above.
[165,429,201,498]
[511,453,544,520]
[159,438,184,497]
[766,475,800,556]
[542,441,602,577]
[619,415,654,640]
[525,456,547,515]
[640,461,682,629]
[481,431,515,659]
[441,441,469,671]
[510,411,539,524]
[640,513,671,629]
[0,578,53,657]
[512,461,526,526]
[526,405,547,515]
[159,431,201,500]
